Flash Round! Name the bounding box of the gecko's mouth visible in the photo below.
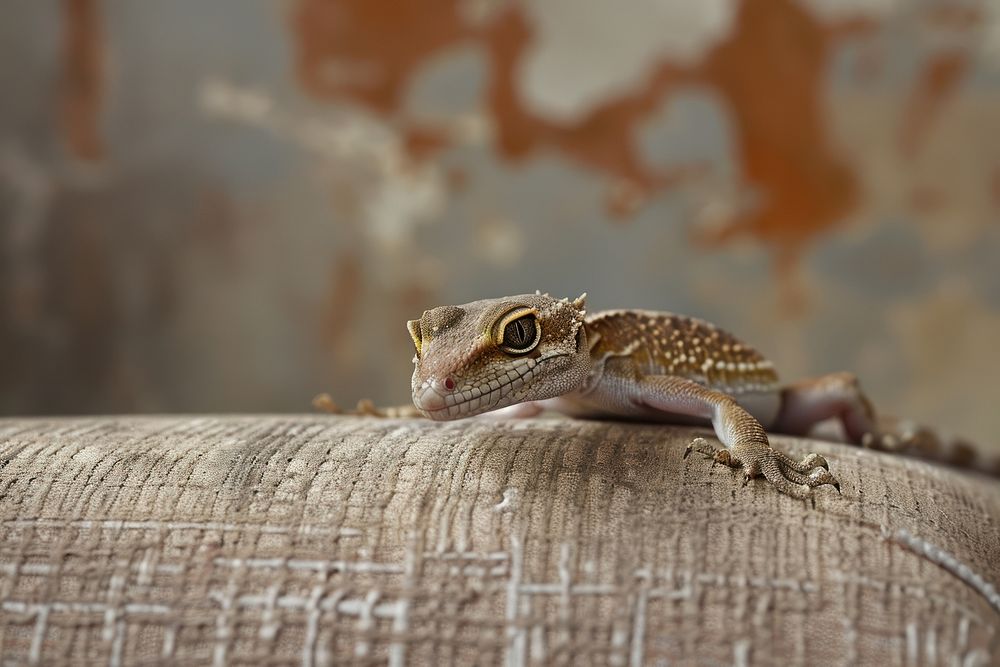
[412,376,519,420]
[415,401,476,421]
[412,385,467,420]
[412,355,551,420]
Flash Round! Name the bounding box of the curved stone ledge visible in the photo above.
[0,416,997,665]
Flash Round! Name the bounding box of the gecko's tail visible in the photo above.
[864,415,1000,478]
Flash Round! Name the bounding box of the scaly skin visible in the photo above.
[406,293,996,497]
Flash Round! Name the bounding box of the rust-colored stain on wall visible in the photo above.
[401,125,453,163]
[482,8,700,213]
[293,0,470,113]
[693,0,861,270]
[290,0,868,269]
[61,0,104,161]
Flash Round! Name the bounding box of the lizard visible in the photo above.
[405,292,997,497]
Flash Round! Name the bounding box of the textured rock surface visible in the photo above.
[0,415,997,665]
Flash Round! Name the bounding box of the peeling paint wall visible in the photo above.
[1,0,999,450]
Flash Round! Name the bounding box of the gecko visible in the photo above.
[406,292,996,497]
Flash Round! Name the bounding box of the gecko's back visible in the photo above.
[585,310,780,396]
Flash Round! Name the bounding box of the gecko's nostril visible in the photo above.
[443,377,456,391]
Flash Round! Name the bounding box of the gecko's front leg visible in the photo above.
[636,375,840,497]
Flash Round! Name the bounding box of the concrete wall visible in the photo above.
[2,0,999,449]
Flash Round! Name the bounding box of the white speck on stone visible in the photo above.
[494,488,519,513]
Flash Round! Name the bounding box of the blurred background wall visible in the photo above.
[1,0,999,448]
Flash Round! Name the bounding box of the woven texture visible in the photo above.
[0,416,997,665]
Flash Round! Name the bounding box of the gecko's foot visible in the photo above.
[689,438,840,498]
[861,419,982,469]
[312,393,343,414]
[862,431,903,451]
[759,445,840,497]
[861,419,945,458]
[861,415,951,457]
[311,395,423,419]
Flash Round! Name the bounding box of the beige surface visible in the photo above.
[0,416,998,665]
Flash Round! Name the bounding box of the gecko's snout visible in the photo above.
[413,377,457,417]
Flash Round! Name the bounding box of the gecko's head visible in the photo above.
[407,292,591,420]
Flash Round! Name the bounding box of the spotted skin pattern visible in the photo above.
[586,311,777,394]
[408,293,996,498]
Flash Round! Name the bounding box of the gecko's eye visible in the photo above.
[495,307,540,355]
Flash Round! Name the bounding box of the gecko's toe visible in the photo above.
[682,438,735,467]
[774,456,840,494]
[772,463,838,489]
[684,438,722,460]
[755,446,841,498]
[800,453,829,470]
[804,468,839,489]
[713,449,734,467]
[862,431,904,452]
[773,450,829,473]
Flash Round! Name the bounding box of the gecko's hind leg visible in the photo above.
[773,372,878,445]
[774,373,994,473]
[774,372,942,455]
